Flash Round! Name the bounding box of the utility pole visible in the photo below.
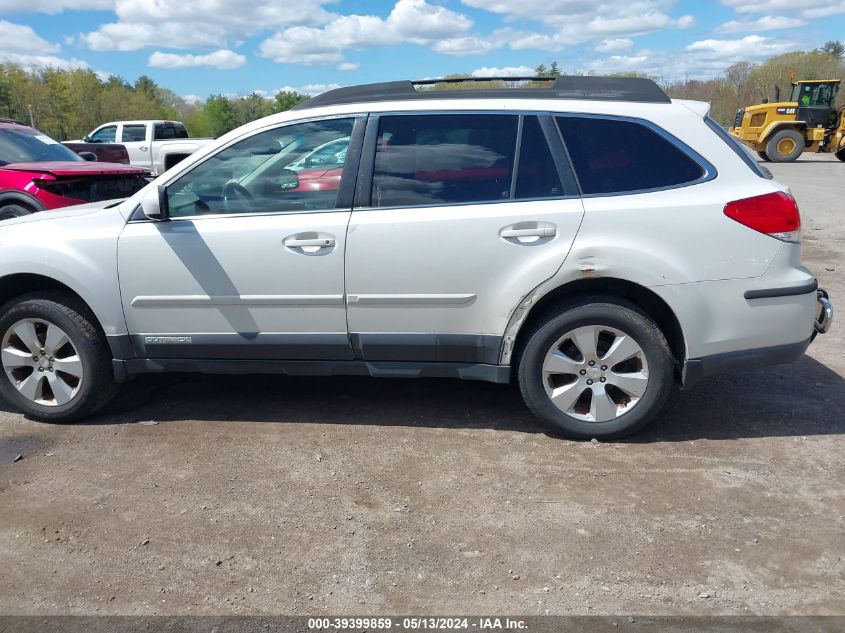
[27,104,35,127]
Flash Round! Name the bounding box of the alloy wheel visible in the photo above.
[542,325,649,423]
[1,318,84,406]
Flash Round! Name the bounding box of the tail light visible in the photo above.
[724,191,801,243]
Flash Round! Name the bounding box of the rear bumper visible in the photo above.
[682,286,833,387]
[682,336,811,388]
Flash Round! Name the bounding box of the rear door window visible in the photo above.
[515,116,564,199]
[371,114,518,207]
[555,115,706,195]
[121,124,147,142]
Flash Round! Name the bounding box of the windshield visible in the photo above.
[0,127,83,166]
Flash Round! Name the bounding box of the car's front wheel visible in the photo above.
[518,298,674,439]
[0,292,117,422]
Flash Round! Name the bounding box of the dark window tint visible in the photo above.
[122,124,146,142]
[515,116,563,199]
[0,127,82,165]
[371,114,517,207]
[555,116,705,195]
[154,123,189,140]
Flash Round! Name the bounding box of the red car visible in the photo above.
[0,119,150,221]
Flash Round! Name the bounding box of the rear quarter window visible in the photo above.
[704,116,772,179]
[555,115,707,195]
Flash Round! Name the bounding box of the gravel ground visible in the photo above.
[0,155,843,616]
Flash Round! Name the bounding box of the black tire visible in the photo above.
[756,150,770,162]
[0,292,117,422]
[518,297,674,440]
[835,148,845,162]
[765,129,804,163]
[0,203,33,221]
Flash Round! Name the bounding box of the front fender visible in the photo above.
[0,207,127,336]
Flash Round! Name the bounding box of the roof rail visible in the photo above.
[0,118,27,125]
[294,75,671,110]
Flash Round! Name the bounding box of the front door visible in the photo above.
[344,112,584,364]
[117,116,362,361]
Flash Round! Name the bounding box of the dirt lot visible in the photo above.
[0,155,843,616]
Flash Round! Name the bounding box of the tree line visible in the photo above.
[0,64,308,140]
[0,41,842,141]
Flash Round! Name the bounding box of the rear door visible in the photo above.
[344,112,584,363]
[119,123,153,170]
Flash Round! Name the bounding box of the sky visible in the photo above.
[0,0,843,100]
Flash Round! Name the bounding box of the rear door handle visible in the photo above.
[284,237,336,248]
[500,227,556,238]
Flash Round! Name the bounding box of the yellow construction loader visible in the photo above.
[729,79,845,162]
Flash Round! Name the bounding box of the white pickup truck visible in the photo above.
[78,120,212,176]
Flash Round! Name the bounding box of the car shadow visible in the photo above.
[2,356,842,442]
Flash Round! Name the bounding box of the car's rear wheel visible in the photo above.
[0,203,33,221]
[0,292,117,422]
[765,130,804,162]
[518,298,674,439]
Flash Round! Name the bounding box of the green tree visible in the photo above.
[203,94,236,136]
[273,90,309,112]
[818,41,844,60]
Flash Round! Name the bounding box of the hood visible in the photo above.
[0,161,149,176]
[0,199,123,227]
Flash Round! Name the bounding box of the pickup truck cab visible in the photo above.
[81,120,212,176]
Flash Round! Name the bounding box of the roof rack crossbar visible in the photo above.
[293,75,671,110]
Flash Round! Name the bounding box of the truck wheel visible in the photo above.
[0,292,118,422]
[518,297,674,440]
[765,130,804,162]
[836,149,845,162]
[756,151,770,162]
[0,203,33,221]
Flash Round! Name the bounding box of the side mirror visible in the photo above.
[140,185,169,221]
[83,135,91,143]
[78,151,97,162]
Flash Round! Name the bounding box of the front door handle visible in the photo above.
[284,237,335,248]
[500,227,556,239]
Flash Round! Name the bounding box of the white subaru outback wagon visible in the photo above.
[0,76,833,438]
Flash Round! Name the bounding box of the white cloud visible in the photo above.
[337,62,359,71]
[684,35,793,59]
[595,38,634,52]
[0,0,111,12]
[470,65,534,77]
[716,15,806,33]
[260,0,474,64]
[82,0,337,51]
[720,0,845,18]
[0,20,88,70]
[273,83,341,96]
[148,49,247,70]
[503,11,698,51]
[0,20,59,54]
[461,0,696,49]
[432,36,500,56]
